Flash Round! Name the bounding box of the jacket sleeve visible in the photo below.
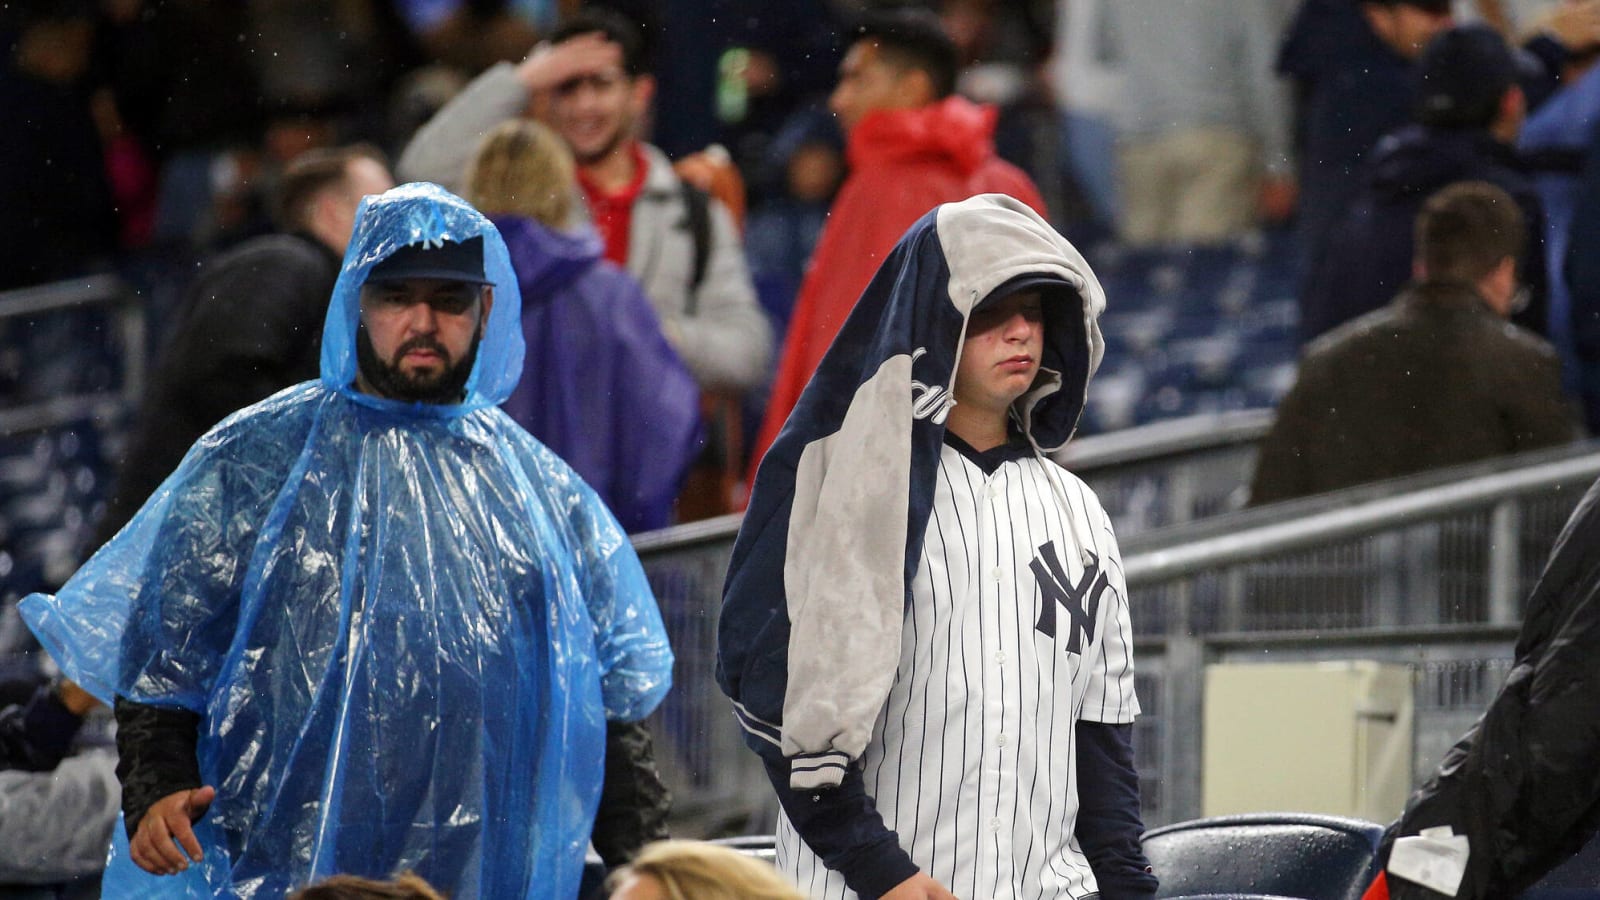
[606,270,703,532]
[1385,478,1600,898]
[1504,340,1582,449]
[113,697,202,835]
[761,756,920,899]
[665,199,773,392]
[588,719,672,868]
[1075,722,1159,899]
[0,682,86,772]
[396,62,528,191]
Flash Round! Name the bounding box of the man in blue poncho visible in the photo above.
[21,183,674,899]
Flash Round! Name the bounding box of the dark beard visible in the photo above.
[355,326,481,404]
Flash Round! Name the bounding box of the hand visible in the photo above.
[129,786,215,876]
[1534,0,1600,53]
[54,678,102,717]
[880,871,960,899]
[515,32,624,95]
[1256,174,1298,224]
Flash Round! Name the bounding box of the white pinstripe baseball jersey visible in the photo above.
[777,442,1140,900]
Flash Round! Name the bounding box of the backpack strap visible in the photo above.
[680,179,712,311]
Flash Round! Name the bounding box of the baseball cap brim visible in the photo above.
[365,235,492,285]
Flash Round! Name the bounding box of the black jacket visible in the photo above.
[96,232,338,543]
[1298,125,1548,345]
[1383,473,1600,898]
[1252,281,1575,505]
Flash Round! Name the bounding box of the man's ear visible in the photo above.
[479,286,495,336]
[894,67,937,109]
[630,73,656,116]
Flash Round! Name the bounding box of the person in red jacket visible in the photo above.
[748,8,1045,482]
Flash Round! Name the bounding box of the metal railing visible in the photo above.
[1,276,143,599]
[0,275,143,433]
[1056,408,1272,535]
[1122,442,1600,635]
[631,442,1600,836]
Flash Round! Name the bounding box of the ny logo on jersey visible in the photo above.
[1029,541,1108,654]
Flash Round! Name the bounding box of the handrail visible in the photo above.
[1134,622,1523,654]
[0,275,129,320]
[1056,408,1273,471]
[631,410,1278,552]
[0,394,126,436]
[0,275,146,423]
[632,512,742,553]
[1123,450,1600,585]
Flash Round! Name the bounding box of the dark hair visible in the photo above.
[274,143,390,232]
[1415,181,1525,284]
[288,873,445,900]
[549,6,650,77]
[1362,0,1452,12]
[850,7,958,99]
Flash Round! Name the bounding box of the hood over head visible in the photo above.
[492,214,603,304]
[320,182,524,414]
[937,193,1104,452]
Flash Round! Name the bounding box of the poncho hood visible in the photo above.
[490,214,601,302]
[718,194,1105,789]
[320,182,525,413]
[848,95,1002,177]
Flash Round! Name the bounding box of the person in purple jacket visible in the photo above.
[463,118,702,535]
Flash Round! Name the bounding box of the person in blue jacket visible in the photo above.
[20,183,674,900]
[463,118,702,535]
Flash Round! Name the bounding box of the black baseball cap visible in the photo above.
[1414,24,1517,129]
[365,235,491,285]
[975,273,1075,312]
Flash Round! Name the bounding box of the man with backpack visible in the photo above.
[399,8,771,397]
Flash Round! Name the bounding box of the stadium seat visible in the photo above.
[1142,813,1384,900]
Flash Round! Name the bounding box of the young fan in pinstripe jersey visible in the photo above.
[719,195,1157,899]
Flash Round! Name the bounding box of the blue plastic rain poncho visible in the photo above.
[21,183,673,899]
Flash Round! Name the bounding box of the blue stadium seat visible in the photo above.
[1142,813,1384,900]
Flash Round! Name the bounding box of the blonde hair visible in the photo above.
[288,872,445,900]
[606,840,805,900]
[463,119,576,228]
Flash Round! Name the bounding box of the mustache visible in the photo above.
[393,335,449,363]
